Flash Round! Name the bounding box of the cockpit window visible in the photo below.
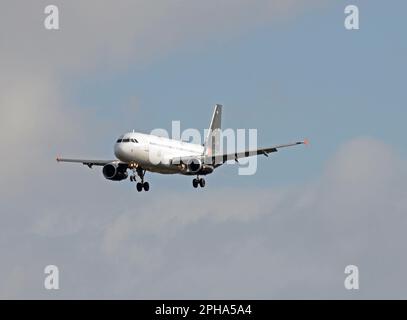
[117,138,138,143]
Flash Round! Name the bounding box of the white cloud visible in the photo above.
[1,135,406,299]
[1,0,322,73]
[88,137,407,298]
[101,187,287,255]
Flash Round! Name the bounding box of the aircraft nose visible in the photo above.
[114,143,125,160]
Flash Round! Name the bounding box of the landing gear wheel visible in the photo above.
[192,179,198,188]
[136,183,143,192]
[143,182,150,191]
[199,178,205,188]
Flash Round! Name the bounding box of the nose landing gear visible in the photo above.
[130,166,150,192]
[193,176,206,188]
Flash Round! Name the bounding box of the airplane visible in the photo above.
[57,104,307,192]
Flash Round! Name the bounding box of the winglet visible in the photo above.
[303,138,310,145]
[56,156,61,162]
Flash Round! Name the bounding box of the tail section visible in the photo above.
[204,104,222,156]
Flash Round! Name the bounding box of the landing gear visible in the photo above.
[193,179,199,188]
[129,163,138,183]
[143,182,150,191]
[193,177,206,188]
[134,168,150,192]
[136,182,150,192]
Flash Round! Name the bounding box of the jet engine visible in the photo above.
[185,158,214,175]
[187,158,202,173]
[102,162,128,181]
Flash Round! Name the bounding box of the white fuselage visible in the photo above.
[114,132,204,174]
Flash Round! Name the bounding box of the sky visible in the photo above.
[0,0,406,299]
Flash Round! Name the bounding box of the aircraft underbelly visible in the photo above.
[120,141,203,175]
[131,149,179,174]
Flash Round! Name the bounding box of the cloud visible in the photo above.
[0,137,402,299]
[0,72,89,198]
[97,137,405,299]
[101,187,287,255]
[1,0,322,73]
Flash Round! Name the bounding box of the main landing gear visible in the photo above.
[130,167,150,192]
[192,176,205,188]
[136,181,149,192]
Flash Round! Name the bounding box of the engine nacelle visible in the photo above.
[184,158,214,175]
[102,162,128,181]
[187,158,203,173]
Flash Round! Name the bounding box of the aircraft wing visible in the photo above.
[56,157,119,168]
[207,140,307,167]
[170,140,308,167]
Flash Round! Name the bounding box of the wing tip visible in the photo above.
[303,138,310,145]
[56,156,61,162]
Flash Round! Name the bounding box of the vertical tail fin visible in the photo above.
[204,104,222,156]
